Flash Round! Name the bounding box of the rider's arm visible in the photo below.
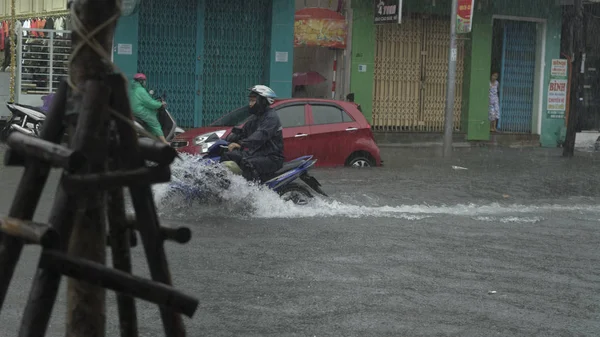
[239,113,281,150]
[135,89,163,111]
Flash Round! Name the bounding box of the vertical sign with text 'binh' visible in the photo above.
[374,0,403,24]
[547,59,569,119]
[456,0,474,33]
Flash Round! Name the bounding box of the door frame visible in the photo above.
[492,15,547,135]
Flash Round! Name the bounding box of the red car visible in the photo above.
[171,99,382,167]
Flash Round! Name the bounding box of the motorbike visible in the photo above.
[167,137,328,205]
[1,102,47,141]
[1,90,183,143]
[133,90,184,142]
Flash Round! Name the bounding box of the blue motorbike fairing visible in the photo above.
[167,139,326,202]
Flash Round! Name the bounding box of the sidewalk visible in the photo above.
[374,131,600,151]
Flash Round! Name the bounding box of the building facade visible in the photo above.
[349,0,564,147]
[113,0,295,128]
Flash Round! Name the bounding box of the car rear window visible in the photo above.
[277,105,306,128]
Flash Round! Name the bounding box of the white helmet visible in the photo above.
[248,85,277,105]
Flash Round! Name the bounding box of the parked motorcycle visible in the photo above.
[167,138,328,205]
[0,102,46,141]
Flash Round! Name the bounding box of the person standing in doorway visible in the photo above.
[489,71,500,132]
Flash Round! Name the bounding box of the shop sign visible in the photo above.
[295,8,348,49]
[551,59,568,77]
[546,59,569,119]
[374,0,403,24]
[456,0,474,34]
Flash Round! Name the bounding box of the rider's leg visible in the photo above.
[222,161,243,175]
[220,151,244,175]
[243,155,282,181]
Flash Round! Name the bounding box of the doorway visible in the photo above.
[491,17,545,134]
[373,13,466,132]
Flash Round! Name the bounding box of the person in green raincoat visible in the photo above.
[129,73,169,144]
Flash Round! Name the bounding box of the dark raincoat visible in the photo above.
[222,107,284,180]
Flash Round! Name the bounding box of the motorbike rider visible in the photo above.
[221,85,284,181]
[129,73,169,144]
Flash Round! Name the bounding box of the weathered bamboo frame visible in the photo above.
[0,1,198,336]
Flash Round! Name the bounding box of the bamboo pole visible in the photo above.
[108,73,187,336]
[0,81,68,314]
[63,1,120,336]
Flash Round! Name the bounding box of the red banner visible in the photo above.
[456,0,474,34]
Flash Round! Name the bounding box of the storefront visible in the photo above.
[292,0,349,100]
[350,0,466,132]
[113,0,295,128]
[373,11,465,132]
[349,0,563,147]
[0,0,70,122]
[463,0,562,147]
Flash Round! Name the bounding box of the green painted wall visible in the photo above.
[462,14,494,140]
[268,0,295,98]
[463,0,563,145]
[404,0,453,16]
[350,0,375,123]
[113,12,139,81]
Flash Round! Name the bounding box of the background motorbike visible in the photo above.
[133,90,184,143]
[1,90,183,144]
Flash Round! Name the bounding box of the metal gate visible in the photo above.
[138,0,198,128]
[498,21,537,133]
[201,0,271,126]
[373,14,465,132]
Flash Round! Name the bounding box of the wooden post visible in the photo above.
[0,0,199,335]
[563,0,584,157]
[107,187,139,337]
[0,81,68,312]
[108,74,187,336]
[107,123,139,337]
[65,82,113,337]
[63,0,119,336]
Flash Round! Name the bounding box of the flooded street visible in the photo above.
[1,147,600,336]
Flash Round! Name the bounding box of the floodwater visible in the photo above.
[1,147,599,336]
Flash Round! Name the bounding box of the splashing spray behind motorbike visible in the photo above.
[152,153,297,218]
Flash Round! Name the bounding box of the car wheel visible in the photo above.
[347,155,374,168]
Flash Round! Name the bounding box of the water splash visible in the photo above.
[153,154,600,223]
